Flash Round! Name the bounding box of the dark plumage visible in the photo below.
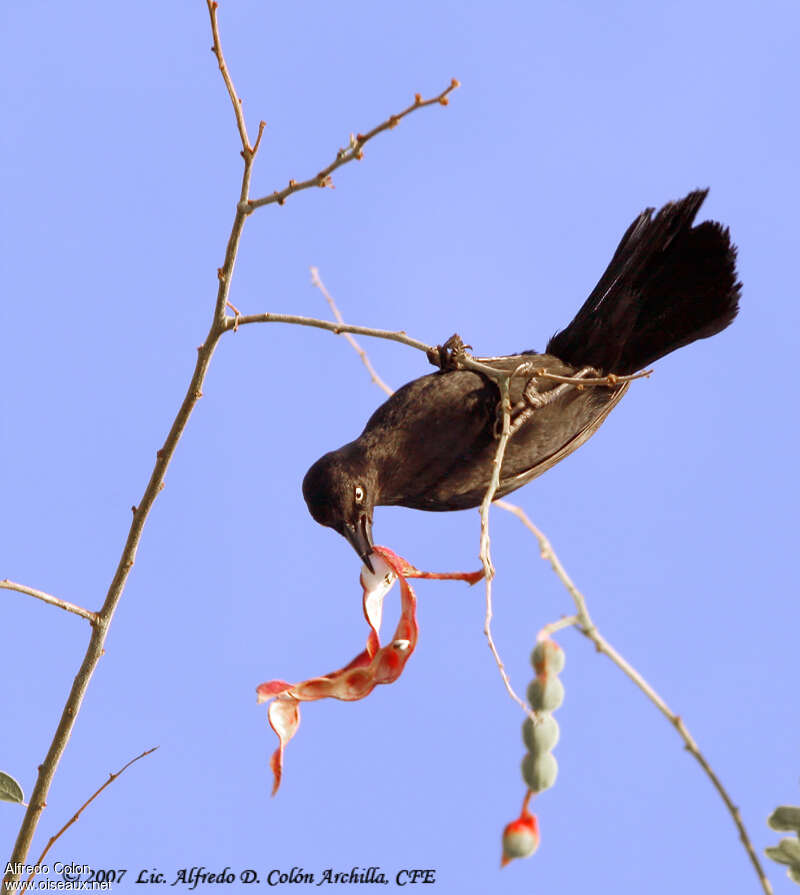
[303,190,741,567]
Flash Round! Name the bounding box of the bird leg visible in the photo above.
[508,366,599,436]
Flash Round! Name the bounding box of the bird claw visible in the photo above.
[427,333,472,370]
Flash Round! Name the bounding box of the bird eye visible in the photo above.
[354,485,365,504]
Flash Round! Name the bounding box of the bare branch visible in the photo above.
[247,79,460,211]
[497,500,773,895]
[310,268,394,396]
[4,11,458,888]
[21,748,158,894]
[0,579,96,623]
[5,8,257,886]
[228,309,435,355]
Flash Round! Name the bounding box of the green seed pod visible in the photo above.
[522,714,560,755]
[527,676,565,713]
[531,639,565,676]
[521,751,558,793]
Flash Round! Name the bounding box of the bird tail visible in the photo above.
[545,190,741,375]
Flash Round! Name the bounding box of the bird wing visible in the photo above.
[496,381,629,496]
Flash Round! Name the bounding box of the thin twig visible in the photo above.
[310,268,394,396]
[247,79,459,211]
[537,614,580,639]
[478,376,530,713]
[0,579,96,623]
[228,310,435,354]
[516,367,652,388]
[21,748,158,894]
[207,0,257,153]
[497,500,773,895]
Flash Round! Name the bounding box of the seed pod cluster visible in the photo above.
[500,638,566,867]
[521,639,565,795]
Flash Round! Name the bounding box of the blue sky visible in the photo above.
[2,1,799,892]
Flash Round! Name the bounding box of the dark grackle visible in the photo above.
[303,190,740,569]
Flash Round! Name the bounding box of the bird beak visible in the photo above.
[343,512,374,573]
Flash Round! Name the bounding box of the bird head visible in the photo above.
[302,447,376,571]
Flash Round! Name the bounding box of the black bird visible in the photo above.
[303,190,740,569]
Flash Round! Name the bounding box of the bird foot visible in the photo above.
[427,333,473,371]
[508,366,600,436]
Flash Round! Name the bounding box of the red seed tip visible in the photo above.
[414,93,422,104]
[451,78,460,88]
[501,813,540,866]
